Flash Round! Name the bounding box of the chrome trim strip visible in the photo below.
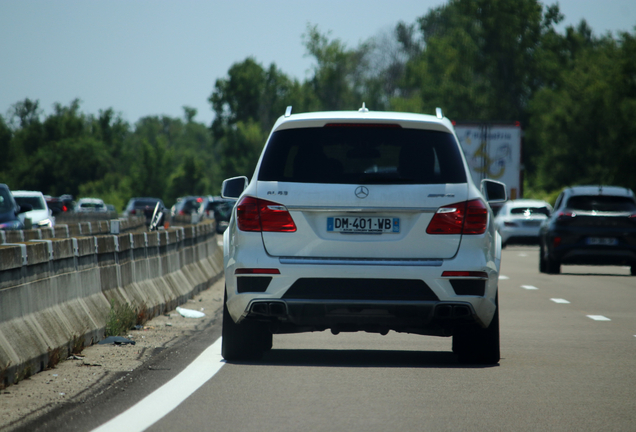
[286,206,437,213]
[279,257,443,266]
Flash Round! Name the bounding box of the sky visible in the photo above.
[1,0,634,127]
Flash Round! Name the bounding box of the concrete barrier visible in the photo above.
[0,216,145,246]
[0,220,223,388]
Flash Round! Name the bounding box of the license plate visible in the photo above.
[327,217,400,234]
[586,237,618,246]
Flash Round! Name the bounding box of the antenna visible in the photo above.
[284,106,292,117]
[436,107,443,119]
[358,102,369,113]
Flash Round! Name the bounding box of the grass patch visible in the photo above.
[71,334,85,355]
[105,300,137,337]
[46,346,63,370]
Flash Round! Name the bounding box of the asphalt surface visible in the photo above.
[11,246,636,432]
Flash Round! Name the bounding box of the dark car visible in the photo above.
[170,196,207,224]
[205,196,237,233]
[46,194,75,215]
[0,184,31,230]
[539,185,636,275]
[45,196,64,216]
[124,197,165,225]
[171,196,204,216]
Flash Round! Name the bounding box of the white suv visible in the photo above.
[221,106,506,364]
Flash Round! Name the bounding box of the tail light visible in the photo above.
[426,199,488,235]
[442,271,488,278]
[235,268,281,275]
[553,237,562,247]
[236,196,296,232]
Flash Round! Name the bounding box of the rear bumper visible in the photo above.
[224,226,500,333]
[244,299,477,336]
[557,247,636,266]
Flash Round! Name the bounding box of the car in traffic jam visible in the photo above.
[123,197,165,226]
[12,190,55,228]
[0,184,30,230]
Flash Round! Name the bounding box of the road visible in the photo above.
[20,246,636,432]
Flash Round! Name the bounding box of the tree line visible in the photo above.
[2,0,635,210]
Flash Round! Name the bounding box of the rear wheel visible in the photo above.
[546,255,561,274]
[631,265,636,276]
[539,243,547,273]
[453,293,500,365]
[221,289,272,361]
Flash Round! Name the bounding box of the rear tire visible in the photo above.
[539,243,547,273]
[546,255,561,274]
[221,289,272,361]
[453,293,500,365]
[631,265,636,276]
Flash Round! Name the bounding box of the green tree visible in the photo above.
[208,58,302,180]
[167,154,209,202]
[392,0,563,121]
[527,30,636,192]
[303,24,365,111]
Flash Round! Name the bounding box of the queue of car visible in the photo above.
[169,195,236,233]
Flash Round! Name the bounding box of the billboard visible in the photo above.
[454,123,523,200]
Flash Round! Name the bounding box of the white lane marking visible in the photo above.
[550,298,570,304]
[521,285,538,290]
[92,337,225,432]
[518,253,528,257]
[499,275,509,280]
[587,315,611,321]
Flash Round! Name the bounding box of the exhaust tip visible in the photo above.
[453,305,471,318]
[268,302,286,316]
[251,303,268,315]
[435,305,453,318]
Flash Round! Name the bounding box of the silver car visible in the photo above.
[494,199,552,247]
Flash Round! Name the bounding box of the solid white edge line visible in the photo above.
[587,315,611,321]
[91,337,225,432]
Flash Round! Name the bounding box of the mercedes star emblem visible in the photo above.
[355,186,369,199]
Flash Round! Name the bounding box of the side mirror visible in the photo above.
[481,179,507,204]
[222,176,249,199]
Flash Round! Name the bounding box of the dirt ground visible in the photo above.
[0,278,225,431]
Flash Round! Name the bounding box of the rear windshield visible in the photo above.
[134,199,162,207]
[258,126,467,184]
[510,206,551,216]
[566,195,636,212]
[80,202,104,209]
